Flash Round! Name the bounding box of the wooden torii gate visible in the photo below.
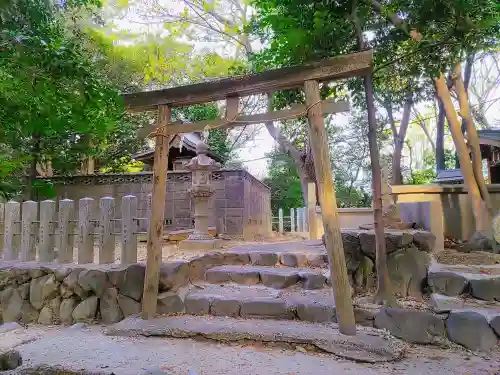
[123,50,372,335]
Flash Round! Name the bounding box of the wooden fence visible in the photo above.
[0,195,151,265]
[272,207,309,233]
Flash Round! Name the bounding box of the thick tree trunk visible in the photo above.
[436,97,446,171]
[386,97,412,185]
[28,132,41,200]
[435,74,490,233]
[453,63,492,214]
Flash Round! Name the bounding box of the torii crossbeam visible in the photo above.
[123,50,373,335]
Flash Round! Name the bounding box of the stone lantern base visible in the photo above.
[179,238,220,251]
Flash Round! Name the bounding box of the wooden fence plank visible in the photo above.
[78,198,94,264]
[296,208,302,232]
[290,208,295,232]
[302,207,308,232]
[99,197,115,264]
[20,201,37,261]
[121,195,138,264]
[278,208,284,234]
[3,201,20,260]
[39,200,56,262]
[57,199,74,263]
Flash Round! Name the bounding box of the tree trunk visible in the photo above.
[435,73,490,233]
[436,97,446,171]
[453,63,492,214]
[392,96,412,185]
[352,1,395,306]
[28,132,41,200]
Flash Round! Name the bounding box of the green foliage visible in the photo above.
[406,169,437,185]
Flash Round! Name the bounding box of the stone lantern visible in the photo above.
[179,140,221,250]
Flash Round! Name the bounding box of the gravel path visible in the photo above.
[2,324,499,375]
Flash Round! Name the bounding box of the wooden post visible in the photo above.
[121,195,138,264]
[308,182,320,239]
[290,208,295,232]
[278,208,284,234]
[3,201,20,260]
[39,199,56,262]
[296,208,302,232]
[57,199,74,263]
[304,79,356,335]
[20,200,37,261]
[99,197,115,264]
[142,104,171,319]
[78,197,94,264]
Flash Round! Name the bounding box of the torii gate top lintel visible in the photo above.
[124,50,372,112]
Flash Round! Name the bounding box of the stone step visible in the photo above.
[183,283,377,325]
[105,315,405,363]
[204,265,330,290]
[427,263,500,300]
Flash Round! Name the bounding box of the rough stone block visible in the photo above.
[469,277,500,301]
[429,293,464,312]
[205,268,232,283]
[210,298,240,317]
[359,230,413,258]
[299,272,327,290]
[427,271,469,296]
[413,231,436,252]
[387,247,430,299]
[157,292,184,315]
[115,264,145,301]
[296,301,336,323]
[260,269,300,289]
[159,261,190,292]
[249,252,278,266]
[0,350,22,371]
[306,253,328,267]
[185,294,211,315]
[490,315,500,337]
[446,311,498,351]
[374,308,445,344]
[38,296,61,325]
[240,298,291,318]
[229,268,260,285]
[117,294,141,317]
[279,253,308,267]
[30,274,59,310]
[78,269,108,297]
[60,297,78,325]
[223,252,251,265]
[341,231,364,272]
[72,296,98,323]
[62,268,88,299]
[101,287,123,324]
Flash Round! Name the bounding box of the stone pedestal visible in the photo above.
[179,141,221,251]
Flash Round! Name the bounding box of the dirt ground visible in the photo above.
[433,248,500,265]
[2,324,500,375]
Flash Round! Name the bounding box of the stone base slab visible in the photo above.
[179,238,220,251]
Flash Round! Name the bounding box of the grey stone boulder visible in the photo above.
[17,283,30,300]
[188,252,226,280]
[249,252,278,266]
[223,252,251,265]
[30,274,59,310]
[117,294,141,317]
[60,297,79,325]
[2,289,38,324]
[229,268,260,285]
[387,247,430,298]
[295,299,336,323]
[240,298,292,319]
[185,294,211,315]
[159,261,189,292]
[413,231,436,252]
[446,311,498,351]
[62,268,88,299]
[374,308,445,344]
[38,296,61,325]
[115,264,145,301]
[469,277,500,301]
[341,231,364,271]
[157,292,184,315]
[429,293,464,312]
[78,269,108,297]
[72,296,98,323]
[306,253,327,267]
[210,297,240,317]
[359,230,413,259]
[100,287,123,324]
[0,350,22,371]
[490,315,500,337]
[260,268,300,289]
[427,271,469,296]
[299,272,327,290]
[204,267,231,283]
[279,253,308,267]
